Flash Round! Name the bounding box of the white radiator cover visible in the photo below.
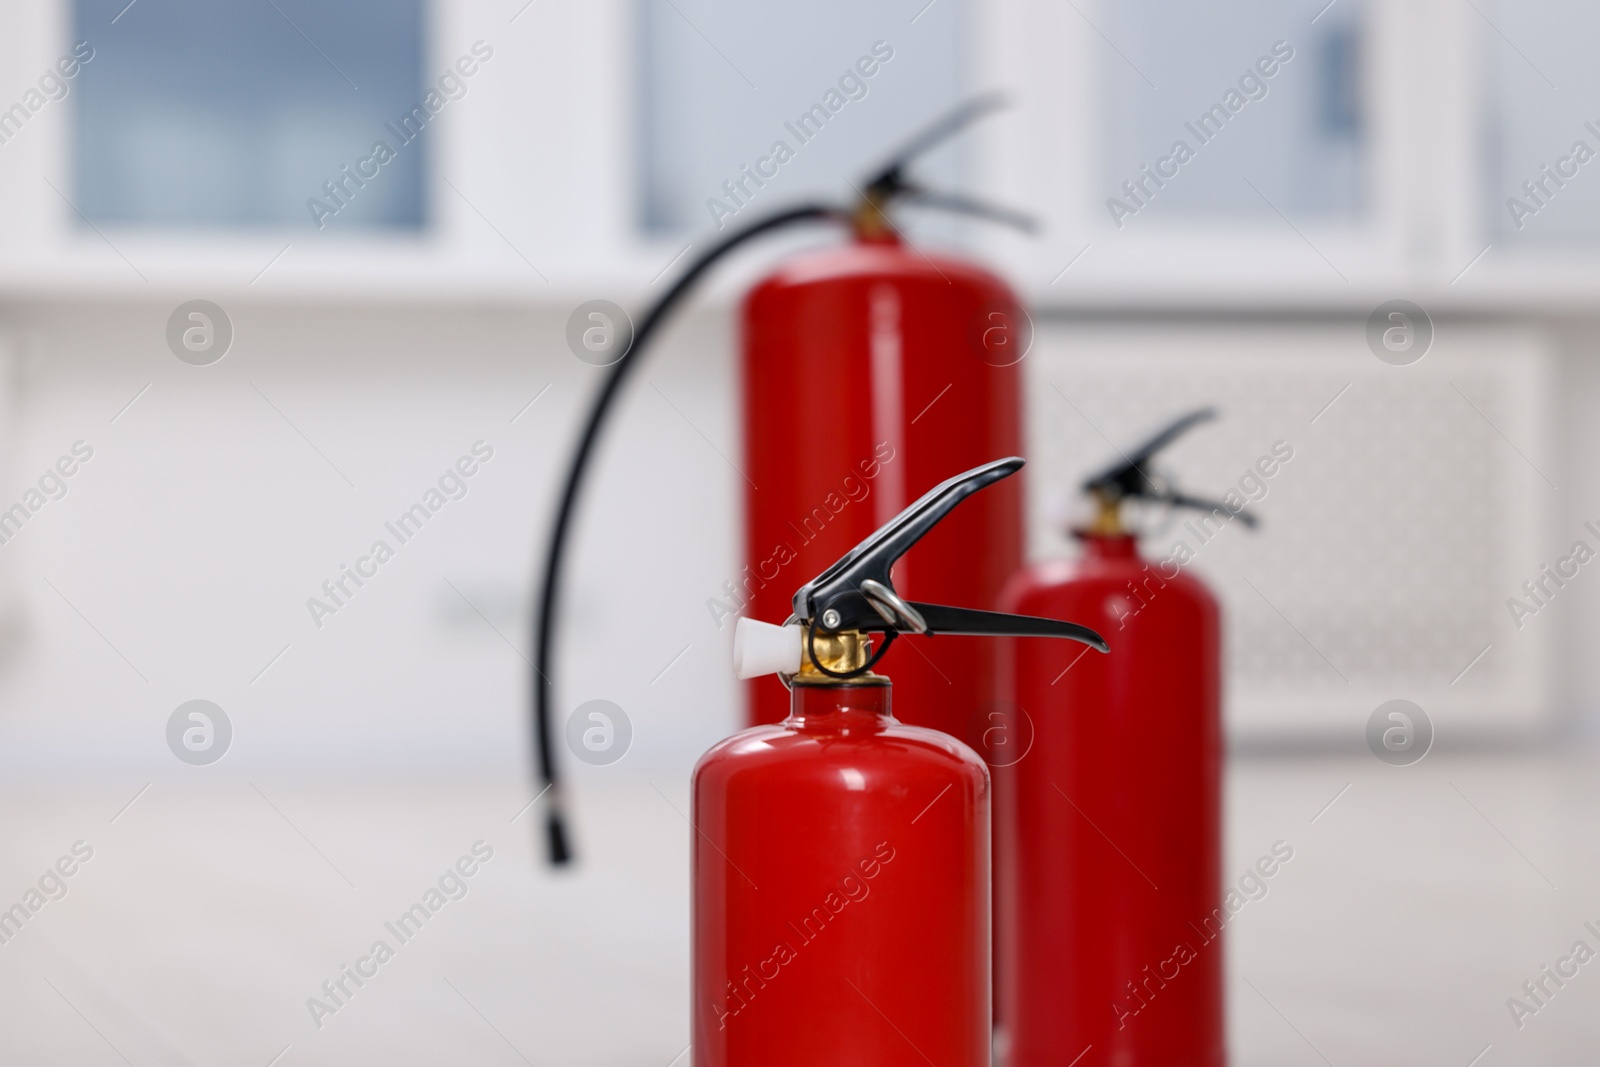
[1022,322,1553,740]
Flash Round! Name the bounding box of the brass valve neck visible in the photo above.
[795,628,888,686]
[1079,490,1126,537]
[852,190,896,241]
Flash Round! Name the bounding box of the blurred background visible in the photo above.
[0,0,1598,1063]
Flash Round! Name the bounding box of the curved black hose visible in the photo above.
[533,205,845,864]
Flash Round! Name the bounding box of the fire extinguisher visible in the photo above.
[738,147,1033,743]
[705,457,1106,1067]
[530,97,1031,863]
[996,409,1253,1067]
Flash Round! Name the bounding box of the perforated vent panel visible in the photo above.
[1022,323,1551,737]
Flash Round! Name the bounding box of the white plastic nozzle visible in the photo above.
[734,617,803,680]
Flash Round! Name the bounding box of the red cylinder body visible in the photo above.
[739,232,1025,745]
[998,533,1224,1067]
[692,678,990,1067]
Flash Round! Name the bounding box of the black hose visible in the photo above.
[533,205,845,864]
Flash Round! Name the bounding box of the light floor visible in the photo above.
[0,751,1595,1066]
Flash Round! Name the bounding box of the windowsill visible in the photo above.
[0,238,670,306]
[7,231,1600,318]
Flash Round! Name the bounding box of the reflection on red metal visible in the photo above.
[737,231,1026,746]
[691,679,991,1067]
[999,533,1224,1067]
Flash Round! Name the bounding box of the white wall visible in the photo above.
[0,299,746,779]
[1,294,1598,784]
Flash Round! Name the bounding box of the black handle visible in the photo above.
[1082,407,1259,527]
[789,457,1109,676]
[861,93,1008,194]
[908,602,1108,651]
[859,94,1036,233]
[1082,407,1216,501]
[793,457,1023,629]
[1167,491,1260,528]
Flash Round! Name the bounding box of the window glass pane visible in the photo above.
[1099,0,1365,225]
[636,0,968,235]
[73,0,425,229]
[1485,1,1600,243]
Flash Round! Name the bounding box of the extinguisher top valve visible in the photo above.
[853,93,1039,239]
[732,458,1109,683]
[1082,407,1260,534]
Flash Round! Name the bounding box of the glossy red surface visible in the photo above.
[998,533,1224,1067]
[692,679,991,1067]
[739,233,1025,744]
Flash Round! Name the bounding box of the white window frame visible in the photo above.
[3,0,1594,307]
[975,0,1586,311]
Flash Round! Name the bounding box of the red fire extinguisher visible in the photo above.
[737,184,1030,743]
[702,458,1106,1067]
[530,98,1032,862]
[997,409,1254,1067]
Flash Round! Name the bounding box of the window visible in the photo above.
[73,0,426,230]
[635,0,969,235]
[1098,0,1365,224]
[1485,0,1600,243]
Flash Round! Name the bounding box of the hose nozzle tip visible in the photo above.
[546,811,573,866]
